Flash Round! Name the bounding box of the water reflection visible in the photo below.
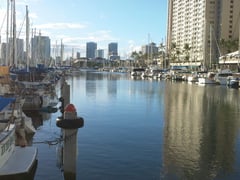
[84,72,125,98]
[24,111,54,134]
[163,82,240,179]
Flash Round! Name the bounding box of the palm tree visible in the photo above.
[184,43,191,61]
[158,43,166,68]
[176,49,181,61]
[170,43,177,62]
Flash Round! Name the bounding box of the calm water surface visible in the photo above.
[33,70,240,180]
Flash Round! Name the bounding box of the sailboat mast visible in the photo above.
[239,17,240,56]
[210,24,212,69]
[60,39,64,65]
[6,0,9,65]
[26,5,29,71]
[238,16,240,68]
[12,0,17,66]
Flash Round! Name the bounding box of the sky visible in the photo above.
[0,0,167,59]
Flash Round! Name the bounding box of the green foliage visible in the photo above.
[220,39,239,54]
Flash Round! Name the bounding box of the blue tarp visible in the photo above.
[0,97,16,111]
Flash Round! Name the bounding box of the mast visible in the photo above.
[6,0,9,65]
[210,24,212,69]
[60,39,64,65]
[238,15,240,70]
[55,40,58,66]
[11,0,17,66]
[26,5,29,71]
[71,47,74,66]
[239,15,240,57]
[147,33,150,66]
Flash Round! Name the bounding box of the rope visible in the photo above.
[32,130,77,146]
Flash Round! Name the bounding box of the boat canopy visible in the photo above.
[0,97,16,111]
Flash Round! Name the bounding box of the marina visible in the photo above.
[0,0,240,179]
[25,70,240,180]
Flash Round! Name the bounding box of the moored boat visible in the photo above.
[0,124,38,179]
[198,72,218,85]
[227,73,240,88]
[215,69,233,85]
[130,68,145,77]
[0,97,37,179]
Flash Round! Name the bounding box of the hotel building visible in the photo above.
[166,0,240,69]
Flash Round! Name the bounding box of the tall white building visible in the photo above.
[167,0,240,69]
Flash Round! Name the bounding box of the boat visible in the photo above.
[227,73,240,88]
[130,68,145,76]
[214,69,233,85]
[0,96,36,135]
[0,96,37,179]
[187,72,198,82]
[0,124,38,179]
[17,82,59,111]
[198,72,218,85]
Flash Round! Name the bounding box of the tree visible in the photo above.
[170,43,177,62]
[130,51,146,67]
[220,39,239,54]
[176,49,181,61]
[184,43,191,61]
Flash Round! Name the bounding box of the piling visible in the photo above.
[61,76,70,106]
[56,78,84,180]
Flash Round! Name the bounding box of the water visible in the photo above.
[33,70,240,180]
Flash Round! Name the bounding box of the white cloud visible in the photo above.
[29,12,38,19]
[35,22,86,30]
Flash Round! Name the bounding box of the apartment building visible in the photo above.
[166,0,239,69]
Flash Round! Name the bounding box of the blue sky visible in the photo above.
[0,0,167,59]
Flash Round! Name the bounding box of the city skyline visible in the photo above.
[0,0,167,59]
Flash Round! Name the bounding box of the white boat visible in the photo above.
[198,72,218,85]
[0,96,37,179]
[0,124,37,179]
[215,69,233,85]
[187,72,198,82]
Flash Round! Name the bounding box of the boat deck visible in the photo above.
[0,146,37,176]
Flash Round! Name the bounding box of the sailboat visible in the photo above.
[0,96,37,179]
[0,1,38,178]
[8,5,59,111]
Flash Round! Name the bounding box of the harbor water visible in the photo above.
[33,70,240,180]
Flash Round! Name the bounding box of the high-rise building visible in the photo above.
[142,43,158,55]
[108,42,118,56]
[0,43,7,65]
[86,42,97,59]
[108,42,119,60]
[1,38,24,65]
[95,49,104,58]
[166,0,240,68]
[31,35,51,65]
[76,52,81,59]
[16,38,24,63]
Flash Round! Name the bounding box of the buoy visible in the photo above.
[56,104,84,129]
